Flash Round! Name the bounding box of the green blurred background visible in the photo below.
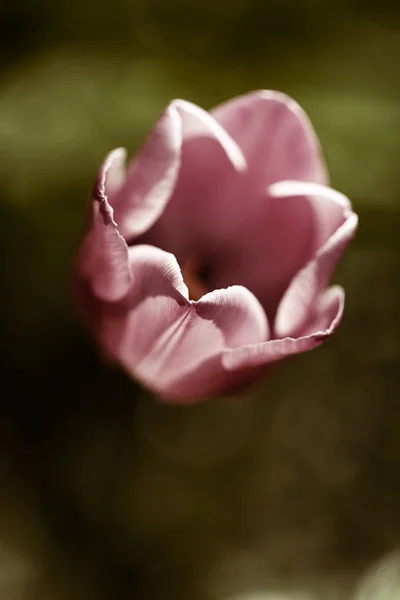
[0,1,400,598]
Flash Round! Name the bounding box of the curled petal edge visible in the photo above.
[268,180,351,209]
[78,148,132,302]
[268,181,358,338]
[173,99,247,172]
[222,285,345,371]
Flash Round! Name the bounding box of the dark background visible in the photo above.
[0,1,399,598]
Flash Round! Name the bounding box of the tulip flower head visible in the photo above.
[76,91,358,402]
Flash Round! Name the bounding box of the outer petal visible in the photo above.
[222,285,344,371]
[111,104,183,240]
[154,286,269,401]
[99,245,268,402]
[273,183,358,338]
[77,148,131,302]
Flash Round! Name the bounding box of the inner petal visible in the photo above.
[225,193,315,309]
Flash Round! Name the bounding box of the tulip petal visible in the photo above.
[273,184,358,338]
[99,244,188,359]
[211,89,328,186]
[136,99,248,261]
[222,285,344,371]
[208,191,316,319]
[214,179,352,321]
[156,286,269,401]
[112,103,183,240]
[196,91,332,314]
[77,148,132,302]
[99,245,268,401]
[112,99,246,242]
[269,179,352,250]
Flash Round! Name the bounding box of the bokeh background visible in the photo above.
[0,1,400,598]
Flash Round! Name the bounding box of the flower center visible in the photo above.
[181,257,210,301]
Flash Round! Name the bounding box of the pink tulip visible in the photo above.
[76,91,358,402]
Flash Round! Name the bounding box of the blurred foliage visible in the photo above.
[0,0,400,599]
